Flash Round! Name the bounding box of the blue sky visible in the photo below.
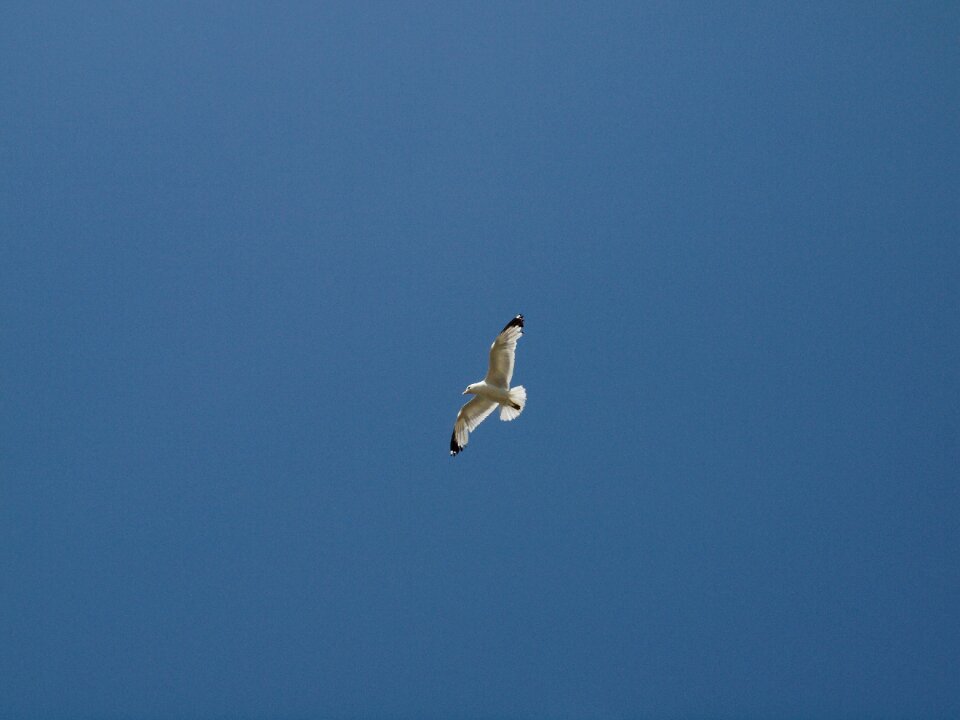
[1,3,958,718]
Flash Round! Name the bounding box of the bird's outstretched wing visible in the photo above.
[485,314,524,389]
[450,396,498,456]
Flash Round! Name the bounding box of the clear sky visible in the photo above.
[2,3,958,718]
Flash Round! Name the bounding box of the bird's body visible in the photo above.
[450,314,526,456]
[464,381,518,407]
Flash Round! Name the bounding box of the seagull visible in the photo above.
[450,314,527,456]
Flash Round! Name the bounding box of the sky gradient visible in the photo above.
[2,3,958,718]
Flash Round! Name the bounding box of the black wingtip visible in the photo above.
[501,314,524,334]
[450,432,462,456]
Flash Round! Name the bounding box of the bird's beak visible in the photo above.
[462,388,469,395]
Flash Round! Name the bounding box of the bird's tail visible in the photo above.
[500,386,526,421]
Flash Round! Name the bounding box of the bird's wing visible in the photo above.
[450,396,498,456]
[485,314,524,388]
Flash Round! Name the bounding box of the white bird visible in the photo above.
[450,314,527,456]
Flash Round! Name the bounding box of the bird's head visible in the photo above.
[463,384,475,395]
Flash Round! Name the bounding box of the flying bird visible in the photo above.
[450,314,527,456]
